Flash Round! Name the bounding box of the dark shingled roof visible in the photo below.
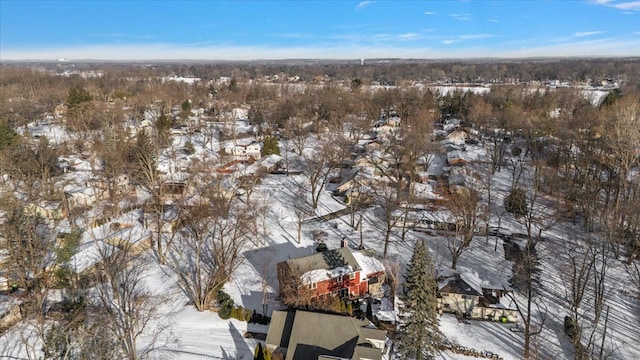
[266,310,386,360]
[439,277,482,297]
[281,247,362,273]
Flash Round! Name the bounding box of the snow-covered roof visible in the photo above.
[301,269,331,285]
[69,240,118,273]
[261,154,282,168]
[488,295,517,310]
[438,272,484,296]
[284,247,362,284]
[300,265,356,285]
[352,251,385,277]
[460,271,484,296]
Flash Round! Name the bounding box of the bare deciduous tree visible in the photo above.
[303,136,343,210]
[372,185,402,259]
[166,184,257,311]
[442,186,485,270]
[383,258,402,309]
[293,188,313,244]
[92,240,168,360]
[506,243,547,359]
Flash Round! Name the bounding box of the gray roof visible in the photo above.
[282,247,361,274]
[352,345,385,360]
[265,310,295,348]
[439,277,482,297]
[266,310,386,360]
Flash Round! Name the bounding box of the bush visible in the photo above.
[564,315,579,342]
[244,310,252,322]
[218,305,232,320]
[217,290,233,307]
[236,306,246,321]
[184,141,195,155]
[504,188,528,218]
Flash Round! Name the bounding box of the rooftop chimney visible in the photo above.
[341,237,349,248]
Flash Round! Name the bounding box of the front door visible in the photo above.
[339,288,349,298]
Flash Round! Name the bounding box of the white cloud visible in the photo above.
[398,33,420,40]
[574,31,605,37]
[613,1,640,10]
[590,0,640,11]
[424,11,436,15]
[487,19,499,23]
[458,34,494,40]
[356,1,372,10]
[442,40,458,45]
[371,33,392,41]
[450,13,472,21]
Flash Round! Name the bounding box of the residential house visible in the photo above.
[113,174,132,193]
[351,251,386,297]
[232,106,249,120]
[437,273,518,322]
[54,104,67,118]
[69,223,151,276]
[266,310,387,360]
[391,206,457,233]
[225,143,262,161]
[277,241,386,301]
[333,170,363,197]
[0,296,22,330]
[160,172,191,196]
[64,186,108,210]
[24,201,66,220]
[446,150,469,166]
[446,129,469,144]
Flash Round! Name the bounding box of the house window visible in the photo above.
[349,272,356,280]
[310,282,317,289]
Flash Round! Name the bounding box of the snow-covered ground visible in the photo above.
[2,114,638,360]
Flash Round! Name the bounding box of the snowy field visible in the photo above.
[1,116,637,360]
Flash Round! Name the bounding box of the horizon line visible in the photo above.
[3,55,640,63]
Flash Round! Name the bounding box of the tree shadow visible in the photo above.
[243,243,316,313]
[225,321,254,360]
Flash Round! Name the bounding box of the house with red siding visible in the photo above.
[277,241,386,303]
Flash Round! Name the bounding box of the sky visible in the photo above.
[0,0,639,60]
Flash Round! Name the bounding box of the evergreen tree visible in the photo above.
[0,120,17,150]
[397,239,442,360]
[156,111,172,148]
[366,298,373,321]
[254,342,271,360]
[66,86,92,109]
[262,136,280,156]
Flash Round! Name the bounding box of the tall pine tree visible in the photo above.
[397,239,442,359]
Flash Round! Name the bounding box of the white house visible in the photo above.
[225,143,262,161]
[64,186,107,209]
[437,272,519,323]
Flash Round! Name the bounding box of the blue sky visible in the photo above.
[1,0,638,60]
